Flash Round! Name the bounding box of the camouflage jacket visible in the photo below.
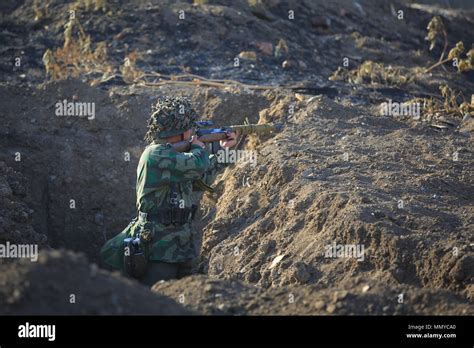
[101,143,223,270]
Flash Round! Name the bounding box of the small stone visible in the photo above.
[326,304,336,313]
[311,16,331,29]
[238,51,257,60]
[314,300,325,310]
[269,254,285,270]
[295,93,305,102]
[336,290,348,300]
[292,262,310,283]
[255,41,273,55]
[259,240,276,254]
[282,60,291,69]
[362,285,370,293]
[7,289,21,304]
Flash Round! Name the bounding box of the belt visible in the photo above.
[138,205,197,226]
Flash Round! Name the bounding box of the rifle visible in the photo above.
[171,121,283,153]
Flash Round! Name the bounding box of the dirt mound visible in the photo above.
[0,249,191,315]
[199,95,473,300]
[152,275,473,315]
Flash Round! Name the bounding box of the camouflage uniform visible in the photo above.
[100,96,223,283]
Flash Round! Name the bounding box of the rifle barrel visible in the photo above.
[229,123,282,136]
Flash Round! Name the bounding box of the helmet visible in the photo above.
[145,96,198,143]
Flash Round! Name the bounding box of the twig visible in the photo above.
[426,26,450,73]
[425,57,451,73]
[141,72,281,90]
[438,27,449,63]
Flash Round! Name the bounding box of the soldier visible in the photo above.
[100,96,237,286]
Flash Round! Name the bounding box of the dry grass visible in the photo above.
[407,85,473,121]
[425,16,473,73]
[329,61,420,85]
[42,17,114,85]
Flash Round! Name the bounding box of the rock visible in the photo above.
[282,60,291,69]
[238,51,257,60]
[326,303,336,313]
[294,93,305,102]
[259,239,276,254]
[292,262,310,283]
[314,300,325,310]
[311,16,331,29]
[333,290,348,301]
[269,254,285,270]
[449,256,473,282]
[255,42,273,56]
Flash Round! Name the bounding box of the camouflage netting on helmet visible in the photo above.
[144,96,198,144]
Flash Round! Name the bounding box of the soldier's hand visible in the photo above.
[191,135,205,149]
[220,131,238,148]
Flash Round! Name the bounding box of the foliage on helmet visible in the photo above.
[144,96,198,144]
